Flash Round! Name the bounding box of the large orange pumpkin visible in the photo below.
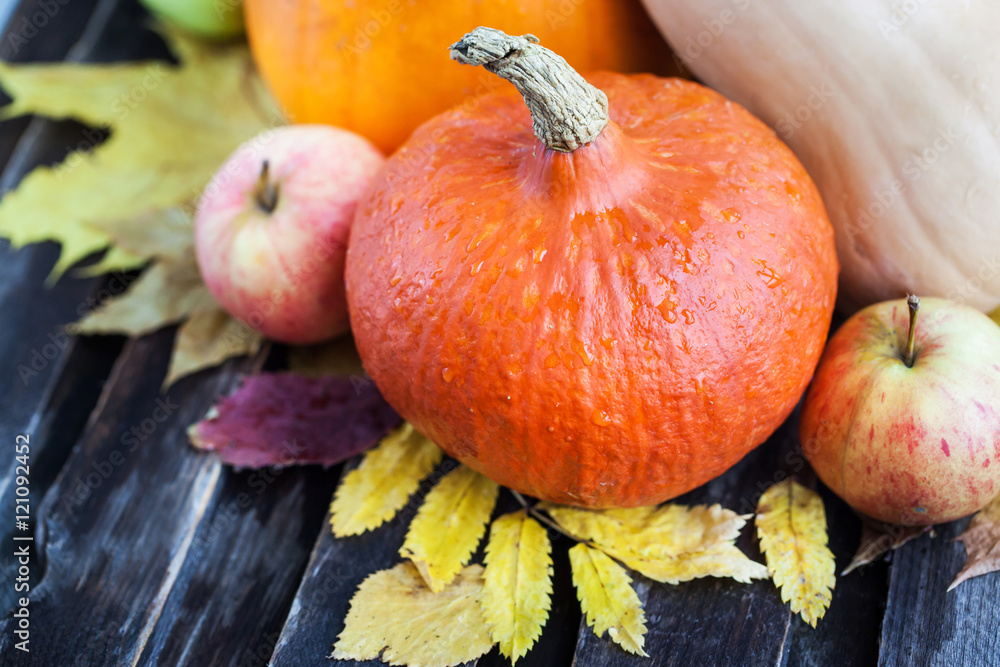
[243,0,674,153]
[346,28,839,507]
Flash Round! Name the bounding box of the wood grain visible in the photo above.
[878,518,1000,666]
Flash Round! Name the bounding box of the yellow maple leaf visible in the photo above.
[543,503,767,584]
[481,510,553,664]
[0,26,281,278]
[332,562,493,667]
[71,258,211,338]
[568,543,648,657]
[755,479,836,627]
[399,465,499,592]
[330,423,443,537]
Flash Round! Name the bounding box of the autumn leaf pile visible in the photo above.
[0,26,280,385]
[326,423,838,666]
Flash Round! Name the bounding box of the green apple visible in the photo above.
[139,0,244,40]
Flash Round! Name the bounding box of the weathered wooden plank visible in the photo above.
[271,466,581,667]
[138,463,338,667]
[878,518,1000,666]
[0,0,167,618]
[0,329,289,665]
[570,418,801,667]
[786,483,887,667]
[269,460,460,667]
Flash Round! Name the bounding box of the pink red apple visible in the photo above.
[801,296,1000,525]
[195,124,384,344]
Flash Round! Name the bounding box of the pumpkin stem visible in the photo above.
[449,27,609,152]
[255,160,279,214]
[904,294,920,367]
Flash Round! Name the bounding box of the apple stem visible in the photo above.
[904,295,920,368]
[255,160,279,214]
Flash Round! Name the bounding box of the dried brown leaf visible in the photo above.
[842,517,926,575]
[950,495,1000,590]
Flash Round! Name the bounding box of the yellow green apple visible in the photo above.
[801,296,1000,525]
[139,0,245,40]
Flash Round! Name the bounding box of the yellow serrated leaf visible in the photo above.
[568,543,648,657]
[622,542,768,584]
[544,503,767,584]
[0,26,280,279]
[990,307,1000,328]
[755,480,836,627]
[330,423,442,537]
[399,465,499,592]
[481,510,553,664]
[332,562,493,667]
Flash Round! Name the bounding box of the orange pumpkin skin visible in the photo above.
[243,0,673,153]
[346,74,839,507]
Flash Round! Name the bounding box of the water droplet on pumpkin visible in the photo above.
[389,274,402,287]
[737,230,746,239]
[721,208,741,223]
[681,309,695,325]
[657,299,678,323]
[532,247,548,263]
[591,409,612,427]
[390,193,405,214]
[466,226,494,252]
[572,339,594,366]
[470,261,484,276]
[442,367,454,383]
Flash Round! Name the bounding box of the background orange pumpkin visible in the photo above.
[244,0,675,153]
[346,29,839,507]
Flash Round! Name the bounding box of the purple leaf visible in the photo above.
[188,372,400,468]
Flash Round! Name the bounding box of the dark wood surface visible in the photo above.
[0,1,996,666]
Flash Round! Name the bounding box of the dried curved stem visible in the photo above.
[449,26,609,152]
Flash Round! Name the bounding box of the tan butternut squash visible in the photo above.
[642,0,1000,312]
